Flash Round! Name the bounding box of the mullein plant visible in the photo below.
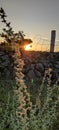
[0,7,32,130]
[13,44,32,129]
[0,80,31,130]
[36,68,59,130]
[0,52,59,129]
[0,51,59,129]
[27,68,59,130]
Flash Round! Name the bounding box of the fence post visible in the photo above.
[50,30,56,53]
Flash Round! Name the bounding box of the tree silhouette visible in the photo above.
[0,7,32,51]
[0,7,25,45]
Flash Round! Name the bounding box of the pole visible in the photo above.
[50,30,56,53]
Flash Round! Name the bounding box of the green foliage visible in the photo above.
[0,69,59,130]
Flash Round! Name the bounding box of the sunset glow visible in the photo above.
[25,45,32,51]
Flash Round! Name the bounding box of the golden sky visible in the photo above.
[0,0,59,51]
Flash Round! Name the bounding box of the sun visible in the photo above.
[25,45,32,51]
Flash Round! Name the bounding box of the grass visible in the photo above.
[0,71,59,130]
[0,79,17,130]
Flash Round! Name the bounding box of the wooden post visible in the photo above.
[50,30,56,53]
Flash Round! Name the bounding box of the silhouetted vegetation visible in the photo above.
[0,7,59,130]
[0,7,25,46]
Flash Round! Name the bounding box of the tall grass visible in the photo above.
[0,68,59,130]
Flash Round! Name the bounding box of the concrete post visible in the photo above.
[50,30,56,53]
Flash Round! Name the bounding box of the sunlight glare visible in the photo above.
[25,45,32,51]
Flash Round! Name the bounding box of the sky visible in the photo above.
[0,0,59,51]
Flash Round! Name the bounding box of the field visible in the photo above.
[0,49,59,130]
